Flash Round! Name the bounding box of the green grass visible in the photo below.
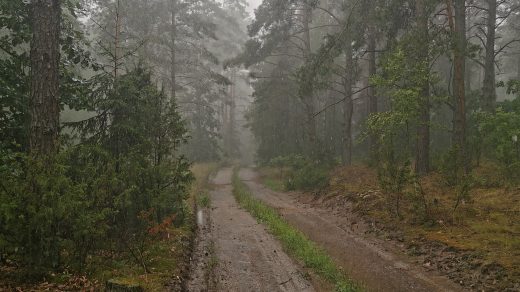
[232,170,359,292]
[263,177,286,192]
[198,192,211,208]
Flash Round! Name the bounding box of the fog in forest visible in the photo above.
[1,0,520,291]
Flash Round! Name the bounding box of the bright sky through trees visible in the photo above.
[247,0,262,14]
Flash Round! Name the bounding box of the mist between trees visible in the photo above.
[239,0,520,195]
[0,0,519,286]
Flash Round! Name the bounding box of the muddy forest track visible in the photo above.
[238,168,464,292]
[187,168,314,292]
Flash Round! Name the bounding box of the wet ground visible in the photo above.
[187,167,464,291]
[238,168,463,292]
[187,168,314,292]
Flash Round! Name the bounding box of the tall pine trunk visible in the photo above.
[170,0,177,100]
[302,5,317,157]
[517,55,520,81]
[416,0,430,175]
[450,0,468,173]
[29,0,61,156]
[367,0,378,155]
[343,38,354,166]
[482,0,497,113]
[113,0,121,79]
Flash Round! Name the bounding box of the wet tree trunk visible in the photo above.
[518,55,520,81]
[29,0,61,157]
[367,0,378,114]
[302,5,317,157]
[343,38,354,166]
[482,0,497,113]
[112,0,122,172]
[450,0,468,173]
[113,0,121,79]
[170,0,177,100]
[367,0,378,155]
[367,25,377,114]
[416,0,430,175]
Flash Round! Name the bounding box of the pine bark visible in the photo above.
[416,0,430,175]
[113,0,121,79]
[367,9,377,116]
[367,0,378,156]
[302,5,317,156]
[170,0,177,100]
[343,38,354,166]
[517,55,520,81]
[482,0,497,113]
[452,0,467,172]
[29,0,61,156]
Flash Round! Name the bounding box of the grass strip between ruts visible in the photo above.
[231,169,361,292]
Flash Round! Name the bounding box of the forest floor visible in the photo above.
[187,167,315,291]
[258,165,520,291]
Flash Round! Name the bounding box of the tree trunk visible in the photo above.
[29,0,61,157]
[416,0,430,175]
[170,0,177,100]
[367,0,378,155]
[112,0,122,172]
[367,14,377,115]
[343,38,354,166]
[302,5,317,157]
[225,69,237,157]
[113,0,121,79]
[451,0,467,173]
[517,55,520,81]
[482,0,497,113]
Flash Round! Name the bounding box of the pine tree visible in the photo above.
[29,0,61,156]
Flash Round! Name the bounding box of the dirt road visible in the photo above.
[187,168,314,292]
[238,168,464,292]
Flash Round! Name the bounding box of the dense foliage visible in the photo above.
[0,68,192,275]
[0,0,244,278]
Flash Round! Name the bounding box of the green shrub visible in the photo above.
[266,155,331,192]
[476,109,520,184]
[286,163,330,191]
[0,154,111,274]
[439,146,463,186]
[0,68,193,278]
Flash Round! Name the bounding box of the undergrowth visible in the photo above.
[232,169,359,292]
[263,177,286,192]
[91,163,218,290]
